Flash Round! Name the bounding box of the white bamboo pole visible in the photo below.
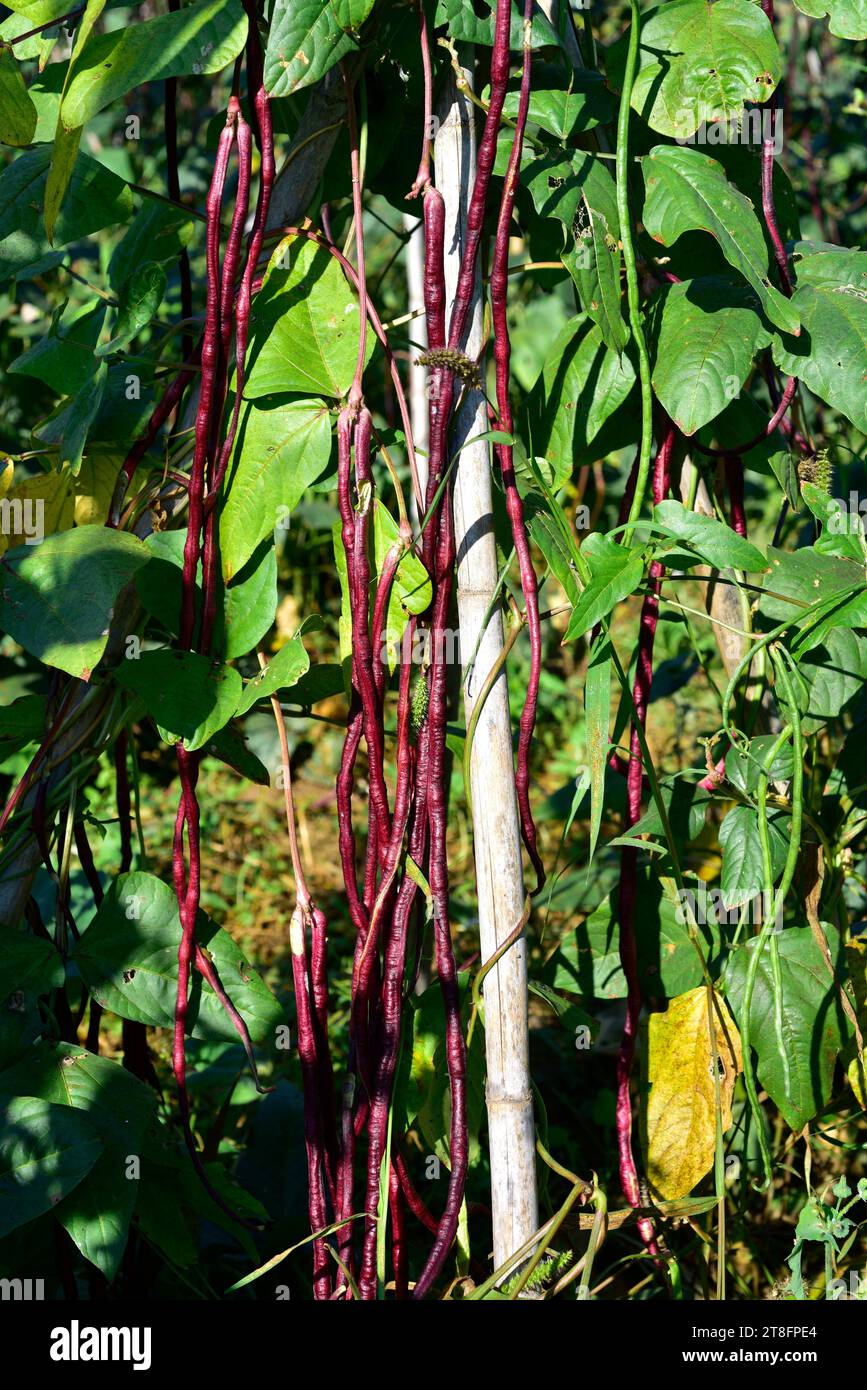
[435,66,539,1272]
[402,210,429,515]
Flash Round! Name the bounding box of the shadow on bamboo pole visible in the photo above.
[435,65,539,1274]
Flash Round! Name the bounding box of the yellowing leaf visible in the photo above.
[73,451,119,526]
[0,467,74,558]
[645,986,742,1200]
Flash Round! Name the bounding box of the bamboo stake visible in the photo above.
[435,66,539,1273]
[403,210,429,512]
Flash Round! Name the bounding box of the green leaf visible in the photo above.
[434,0,560,50]
[544,874,721,1000]
[0,146,133,283]
[607,0,782,139]
[528,315,635,487]
[246,236,372,400]
[135,530,277,661]
[8,298,106,395]
[792,0,867,39]
[264,0,370,97]
[724,736,794,794]
[220,395,332,580]
[759,546,867,630]
[798,629,867,734]
[642,146,800,337]
[524,154,627,353]
[0,525,147,679]
[0,1042,158,1277]
[0,42,37,147]
[372,502,431,670]
[114,649,242,752]
[223,539,277,661]
[236,637,310,716]
[650,277,773,435]
[0,1097,102,1240]
[73,871,282,1043]
[0,932,64,1001]
[44,0,108,240]
[205,724,271,786]
[59,357,108,473]
[718,804,790,908]
[801,482,867,563]
[62,0,249,127]
[562,535,645,642]
[108,199,194,292]
[771,245,867,435]
[653,499,767,572]
[726,926,847,1129]
[97,262,166,358]
[502,77,615,137]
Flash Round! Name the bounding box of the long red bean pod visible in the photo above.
[290,907,332,1299]
[389,1162,408,1298]
[412,485,469,1301]
[179,104,236,650]
[615,421,676,1260]
[356,648,418,1297]
[490,0,544,888]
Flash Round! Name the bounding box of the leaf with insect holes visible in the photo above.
[0,525,147,678]
[650,277,773,435]
[0,42,37,146]
[236,637,310,716]
[758,546,867,634]
[114,649,242,751]
[725,925,849,1129]
[606,0,782,139]
[220,395,332,580]
[72,872,282,1043]
[653,499,767,572]
[771,244,867,435]
[61,0,249,127]
[524,154,627,354]
[0,1042,157,1277]
[644,987,742,1201]
[642,146,800,337]
[246,236,373,400]
[0,1097,102,1240]
[264,0,372,98]
[792,0,867,38]
[562,534,645,643]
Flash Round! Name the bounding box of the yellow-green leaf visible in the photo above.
[645,986,741,1200]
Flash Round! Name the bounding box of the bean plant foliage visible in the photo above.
[0,0,865,1306]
